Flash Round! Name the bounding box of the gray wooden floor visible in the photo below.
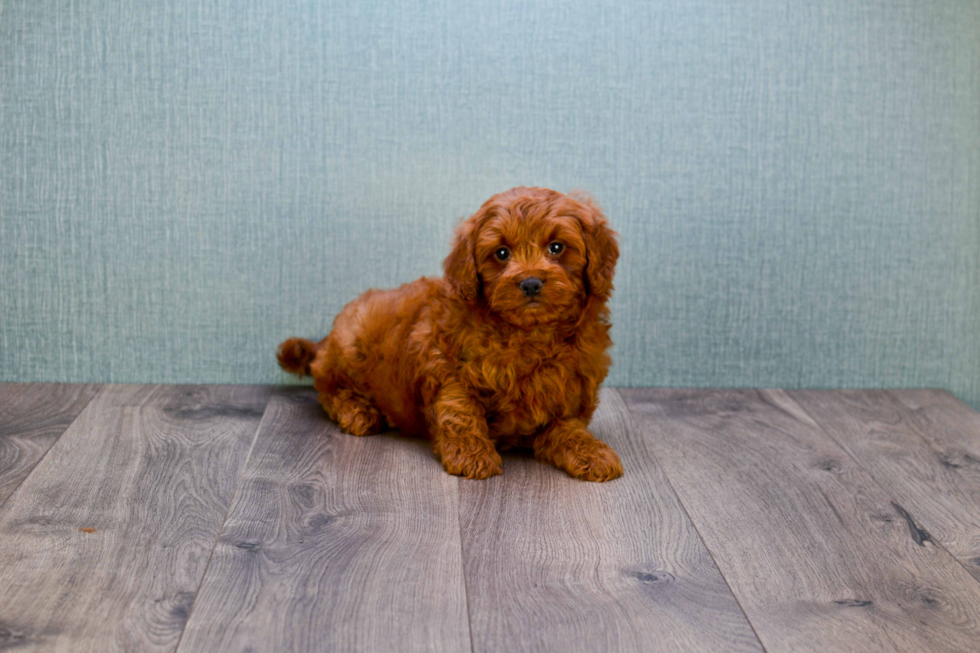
[2,384,980,652]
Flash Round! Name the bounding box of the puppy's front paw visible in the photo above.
[437,436,503,480]
[554,439,623,482]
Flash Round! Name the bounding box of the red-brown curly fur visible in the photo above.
[277,187,622,481]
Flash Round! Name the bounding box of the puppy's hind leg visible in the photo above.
[278,334,381,434]
[314,377,386,437]
[309,339,387,437]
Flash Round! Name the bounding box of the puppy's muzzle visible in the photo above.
[519,278,544,297]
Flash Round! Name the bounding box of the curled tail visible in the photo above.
[277,337,319,376]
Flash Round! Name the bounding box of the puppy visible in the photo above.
[277,187,622,481]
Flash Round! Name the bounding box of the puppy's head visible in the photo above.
[444,187,619,327]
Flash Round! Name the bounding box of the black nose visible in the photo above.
[519,277,543,297]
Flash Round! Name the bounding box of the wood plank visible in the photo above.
[458,389,763,653]
[177,386,471,653]
[621,388,980,653]
[789,389,980,581]
[0,383,102,506]
[0,384,270,652]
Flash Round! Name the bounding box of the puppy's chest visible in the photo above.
[462,348,583,434]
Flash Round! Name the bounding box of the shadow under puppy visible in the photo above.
[278,186,622,481]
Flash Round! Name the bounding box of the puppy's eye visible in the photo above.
[494,247,510,261]
[548,242,564,255]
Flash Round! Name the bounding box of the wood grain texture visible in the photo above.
[0,384,270,652]
[458,389,763,653]
[790,389,980,581]
[0,383,101,506]
[177,386,471,653]
[621,388,980,653]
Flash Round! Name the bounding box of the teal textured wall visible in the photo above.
[2,0,979,408]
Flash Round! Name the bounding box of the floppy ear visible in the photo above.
[573,194,619,300]
[443,217,480,302]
